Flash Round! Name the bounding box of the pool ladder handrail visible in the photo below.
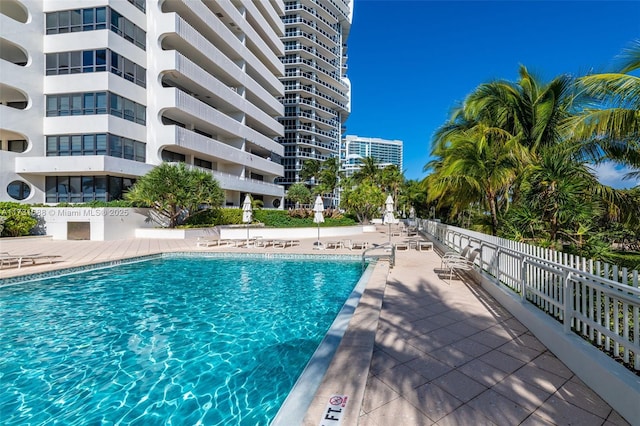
[361,242,395,270]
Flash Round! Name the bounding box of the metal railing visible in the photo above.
[421,219,640,372]
[361,242,395,270]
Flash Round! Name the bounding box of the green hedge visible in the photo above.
[183,208,357,228]
[0,202,38,237]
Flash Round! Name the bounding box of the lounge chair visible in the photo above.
[0,252,62,269]
[417,241,433,251]
[442,249,481,283]
[196,236,222,247]
[440,245,473,268]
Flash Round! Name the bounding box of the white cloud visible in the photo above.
[592,162,640,189]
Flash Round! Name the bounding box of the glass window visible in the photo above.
[57,177,69,202]
[136,64,146,87]
[83,93,94,114]
[123,19,134,42]
[135,103,145,125]
[95,176,107,201]
[46,54,57,75]
[71,94,83,115]
[46,176,57,202]
[69,176,82,202]
[134,141,145,162]
[124,58,134,82]
[58,10,70,32]
[82,134,94,153]
[83,8,94,26]
[96,49,106,71]
[58,136,70,155]
[46,13,58,33]
[109,176,122,200]
[8,140,27,153]
[123,138,134,159]
[59,95,70,116]
[135,26,146,49]
[70,9,82,31]
[96,92,107,114]
[47,136,58,156]
[109,134,122,157]
[70,51,82,74]
[82,176,94,201]
[111,9,122,33]
[83,50,94,72]
[110,51,121,75]
[96,7,106,28]
[110,93,121,117]
[58,52,69,74]
[46,96,58,116]
[96,134,107,155]
[71,135,82,155]
[7,181,30,201]
[123,99,134,121]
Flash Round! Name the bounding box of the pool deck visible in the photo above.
[0,232,631,426]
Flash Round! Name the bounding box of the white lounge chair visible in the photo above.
[442,249,481,283]
[0,252,62,269]
[440,245,473,268]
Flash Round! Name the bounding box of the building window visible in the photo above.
[126,0,145,13]
[8,140,28,153]
[46,49,146,88]
[45,133,145,162]
[7,181,30,200]
[46,92,145,125]
[194,158,212,170]
[46,7,145,50]
[45,175,132,202]
[161,150,186,163]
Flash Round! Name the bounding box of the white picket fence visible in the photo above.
[421,219,640,372]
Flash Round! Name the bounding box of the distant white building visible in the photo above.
[1,0,286,208]
[340,135,403,177]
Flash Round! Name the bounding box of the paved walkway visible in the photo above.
[0,233,631,425]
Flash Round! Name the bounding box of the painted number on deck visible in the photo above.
[320,395,348,426]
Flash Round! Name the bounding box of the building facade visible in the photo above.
[276,0,352,207]
[0,0,286,208]
[340,135,403,177]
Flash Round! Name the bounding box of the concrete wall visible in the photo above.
[32,207,152,241]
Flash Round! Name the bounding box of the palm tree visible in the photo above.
[353,156,380,184]
[571,39,640,179]
[299,159,321,187]
[427,123,519,235]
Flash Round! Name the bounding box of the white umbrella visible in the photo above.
[242,194,252,247]
[383,195,395,243]
[409,206,416,227]
[312,195,324,249]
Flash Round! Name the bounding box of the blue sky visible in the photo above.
[344,0,640,188]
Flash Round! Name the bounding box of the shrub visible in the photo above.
[0,202,38,237]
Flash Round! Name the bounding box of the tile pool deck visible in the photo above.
[0,233,631,425]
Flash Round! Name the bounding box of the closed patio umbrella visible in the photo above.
[383,195,395,243]
[242,194,252,247]
[313,195,324,249]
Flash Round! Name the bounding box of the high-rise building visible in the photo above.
[340,135,403,177]
[277,0,352,207]
[0,0,286,209]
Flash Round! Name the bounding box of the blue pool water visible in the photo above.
[0,256,363,425]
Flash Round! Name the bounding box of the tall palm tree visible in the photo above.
[353,156,380,184]
[571,39,640,179]
[427,123,519,235]
[299,159,321,187]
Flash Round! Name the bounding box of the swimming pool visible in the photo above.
[0,255,364,425]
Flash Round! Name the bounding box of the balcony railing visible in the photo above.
[422,219,640,373]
